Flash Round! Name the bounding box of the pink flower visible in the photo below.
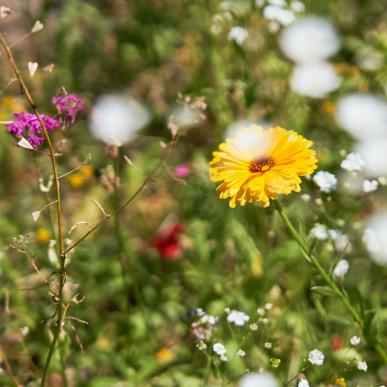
[52,93,84,126]
[6,112,60,149]
[174,165,190,178]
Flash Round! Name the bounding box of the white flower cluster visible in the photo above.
[341,152,364,172]
[257,0,305,33]
[191,308,218,341]
[279,17,340,98]
[213,342,228,361]
[228,26,248,45]
[340,152,380,194]
[212,2,249,35]
[227,309,250,326]
[310,223,350,253]
[313,171,337,193]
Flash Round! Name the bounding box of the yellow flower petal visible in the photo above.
[209,126,317,208]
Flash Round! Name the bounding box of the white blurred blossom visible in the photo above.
[363,179,379,193]
[357,361,368,372]
[290,62,340,98]
[328,230,350,252]
[290,1,305,12]
[213,342,228,361]
[268,0,286,6]
[89,95,150,146]
[239,372,279,387]
[350,336,361,346]
[336,94,387,141]
[313,171,337,192]
[356,48,384,72]
[170,105,200,129]
[264,5,295,26]
[227,310,250,326]
[334,234,350,252]
[228,26,248,45]
[340,153,364,172]
[298,379,310,387]
[363,213,387,266]
[310,223,328,240]
[356,139,387,177]
[213,343,226,355]
[279,17,340,63]
[308,349,324,365]
[333,259,349,278]
[237,349,246,357]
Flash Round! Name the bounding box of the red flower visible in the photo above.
[331,335,344,351]
[152,223,185,260]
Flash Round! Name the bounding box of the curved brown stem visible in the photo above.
[0,32,66,386]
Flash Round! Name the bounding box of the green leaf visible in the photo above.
[311,286,337,297]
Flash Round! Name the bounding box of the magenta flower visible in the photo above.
[6,112,60,149]
[52,93,84,126]
[174,164,191,178]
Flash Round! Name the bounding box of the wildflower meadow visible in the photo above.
[1,1,387,386]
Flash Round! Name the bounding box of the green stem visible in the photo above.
[274,201,387,362]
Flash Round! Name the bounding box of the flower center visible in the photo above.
[248,156,274,173]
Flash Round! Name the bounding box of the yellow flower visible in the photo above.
[0,96,24,121]
[321,101,336,116]
[79,165,94,180]
[67,173,85,189]
[209,125,317,208]
[155,347,175,364]
[333,377,346,387]
[36,227,50,244]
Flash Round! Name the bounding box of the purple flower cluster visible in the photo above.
[52,93,84,126]
[6,112,60,149]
